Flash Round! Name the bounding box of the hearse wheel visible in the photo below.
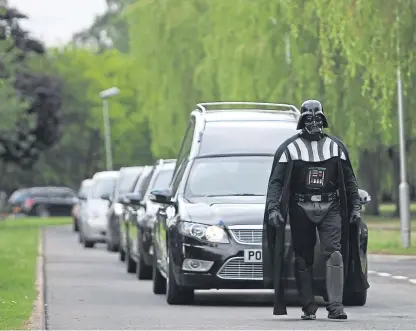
[152,254,166,295]
[166,250,194,305]
[136,247,152,280]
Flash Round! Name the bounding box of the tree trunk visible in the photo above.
[358,149,381,215]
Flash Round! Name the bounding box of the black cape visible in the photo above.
[262,133,370,315]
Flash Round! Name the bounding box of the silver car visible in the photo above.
[79,171,119,248]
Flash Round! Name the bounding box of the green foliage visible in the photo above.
[124,0,416,166]
[1,45,153,192]
[6,0,416,203]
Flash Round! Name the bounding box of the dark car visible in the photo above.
[119,165,154,268]
[72,179,92,232]
[150,102,370,306]
[7,188,31,215]
[106,166,144,252]
[8,186,78,217]
[120,159,176,280]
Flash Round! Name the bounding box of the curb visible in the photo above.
[369,253,416,259]
[27,229,46,330]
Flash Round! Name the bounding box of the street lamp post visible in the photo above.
[397,67,411,248]
[99,87,119,171]
[396,9,410,248]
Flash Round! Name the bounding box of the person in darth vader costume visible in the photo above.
[262,100,369,320]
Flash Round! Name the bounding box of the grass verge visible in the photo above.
[368,228,416,255]
[364,204,416,254]
[0,217,71,330]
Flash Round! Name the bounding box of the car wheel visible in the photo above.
[73,218,79,232]
[166,250,194,305]
[343,255,368,306]
[84,240,95,248]
[36,205,50,217]
[119,247,126,262]
[126,245,136,274]
[136,248,152,280]
[107,241,118,253]
[152,255,166,295]
[343,290,367,306]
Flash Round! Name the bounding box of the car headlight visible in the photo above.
[114,203,124,215]
[179,221,229,243]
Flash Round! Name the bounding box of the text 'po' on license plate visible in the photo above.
[244,249,262,263]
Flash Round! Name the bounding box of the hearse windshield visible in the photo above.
[90,177,117,199]
[184,156,274,198]
[199,121,297,156]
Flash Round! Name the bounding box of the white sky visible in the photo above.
[8,0,107,46]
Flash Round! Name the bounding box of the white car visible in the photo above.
[78,170,119,248]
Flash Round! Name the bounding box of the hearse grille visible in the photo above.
[229,226,262,245]
[217,257,263,280]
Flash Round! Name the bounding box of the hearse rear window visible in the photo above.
[199,121,298,156]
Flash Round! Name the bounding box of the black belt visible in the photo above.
[293,192,338,203]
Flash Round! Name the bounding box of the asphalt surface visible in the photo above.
[44,226,416,330]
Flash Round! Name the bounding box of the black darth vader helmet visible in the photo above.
[296,99,328,134]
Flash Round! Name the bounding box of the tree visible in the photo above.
[124,0,416,214]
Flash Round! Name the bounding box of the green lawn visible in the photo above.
[364,202,416,228]
[378,202,416,215]
[368,228,416,255]
[364,203,416,254]
[0,217,71,330]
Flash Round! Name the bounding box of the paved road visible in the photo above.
[44,226,416,330]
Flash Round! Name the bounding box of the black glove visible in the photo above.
[268,209,285,228]
[349,208,361,224]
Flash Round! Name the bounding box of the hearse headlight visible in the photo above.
[179,221,229,243]
[114,203,124,215]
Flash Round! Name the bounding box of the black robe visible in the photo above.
[262,132,370,315]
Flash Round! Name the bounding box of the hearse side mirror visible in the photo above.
[358,189,371,205]
[100,193,111,201]
[117,194,130,205]
[149,189,172,205]
[123,193,143,206]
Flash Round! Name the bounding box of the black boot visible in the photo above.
[325,251,347,320]
[295,257,318,320]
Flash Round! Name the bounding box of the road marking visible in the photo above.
[392,275,408,280]
[369,270,416,285]
[377,272,391,277]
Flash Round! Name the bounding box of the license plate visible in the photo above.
[244,249,262,263]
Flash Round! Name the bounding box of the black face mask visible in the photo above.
[303,114,324,135]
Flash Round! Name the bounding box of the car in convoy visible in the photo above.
[150,102,371,306]
[105,166,144,252]
[78,171,119,248]
[72,179,92,232]
[8,186,78,217]
[119,165,154,268]
[121,159,176,280]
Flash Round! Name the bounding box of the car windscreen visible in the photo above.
[79,183,92,197]
[90,177,117,199]
[199,121,298,156]
[152,169,174,191]
[118,169,142,194]
[8,189,29,204]
[184,156,274,198]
